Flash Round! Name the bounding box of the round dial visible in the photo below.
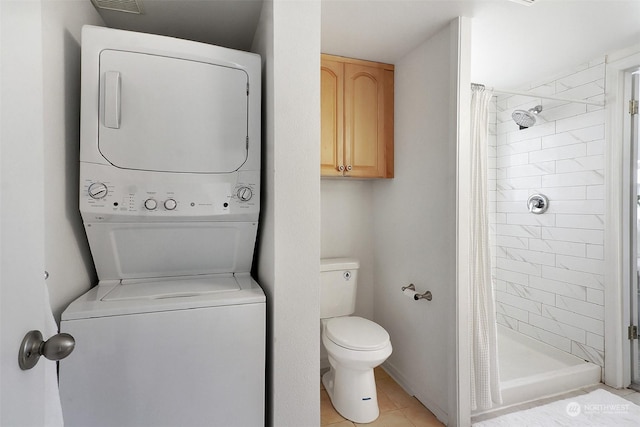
[236,187,253,202]
[164,199,177,210]
[144,199,158,211]
[88,182,108,199]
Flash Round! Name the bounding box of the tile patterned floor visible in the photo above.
[320,367,444,427]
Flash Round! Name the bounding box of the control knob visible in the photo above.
[144,199,158,211]
[164,199,177,210]
[236,187,253,202]
[88,182,108,199]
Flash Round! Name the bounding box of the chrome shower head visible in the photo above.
[512,105,542,129]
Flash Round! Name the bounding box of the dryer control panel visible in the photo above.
[80,163,259,223]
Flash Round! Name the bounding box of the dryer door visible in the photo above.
[98,49,249,173]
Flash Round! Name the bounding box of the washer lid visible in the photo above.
[325,316,390,351]
[102,274,240,301]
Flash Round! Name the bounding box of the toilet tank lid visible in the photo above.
[320,258,359,272]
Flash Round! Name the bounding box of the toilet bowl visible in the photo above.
[320,258,392,423]
[321,316,392,423]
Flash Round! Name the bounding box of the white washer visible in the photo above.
[59,26,264,426]
[60,274,265,427]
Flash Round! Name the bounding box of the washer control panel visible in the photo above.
[80,164,259,222]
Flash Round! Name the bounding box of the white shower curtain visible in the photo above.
[469,86,502,411]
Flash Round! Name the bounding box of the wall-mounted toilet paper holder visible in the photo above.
[401,284,432,301]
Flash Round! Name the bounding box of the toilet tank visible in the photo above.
[320,258,359,319]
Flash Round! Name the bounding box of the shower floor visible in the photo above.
[481,325,601,413]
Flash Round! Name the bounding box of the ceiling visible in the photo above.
[95,0,640,89]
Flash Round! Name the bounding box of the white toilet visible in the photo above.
[320,258,393,424]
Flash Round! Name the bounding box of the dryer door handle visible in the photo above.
[104,71,121,129]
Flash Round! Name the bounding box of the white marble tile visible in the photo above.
[586,244,604,260]
[496,152,529,168]
[541,170,604,187]
[528,275,587,301]
[528,238,586,257]
[497,224,541,239]
[586,288,604,305]
[536,186,587,201]
[571,341,604,366]
[504,248,556,267]
[542,305,604,335]
[497,257,542,277]
[550,200,604,215]
[555,214,604,230]
[556,64,605,92]
[496,235,529,250]
[541,266,604,290]
[507,161,556,178]
[556,109,604,133]
[586,185,604,200]
[496,313,520,330]
[555,295,604,320]
[496,301,529,322]
[495,268,530,286]
[497,138,542,156]
[529,143,587,164]
[528,312,587,343]
[586,139,604,156]
[497,175,543,189]
[507,282,556,305]
[557,79,605,103]
[497,290,543,314]
[556,155,604,173]
[541,227,603,244]
[539,102,587,123]
[518,322,572,353]
[496,201,530,214]
[496,188,530,202]
[586,332,604,351]
[556,254,604,275]
[506,213,556,227]
[541,124,605,149]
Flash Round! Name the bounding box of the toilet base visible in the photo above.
[322,365,380,423]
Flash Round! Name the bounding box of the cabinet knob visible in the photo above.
[338,165,345,172]
[346,165,353,171]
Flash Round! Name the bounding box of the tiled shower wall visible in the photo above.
[488,57,606,367]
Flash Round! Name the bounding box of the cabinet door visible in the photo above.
[321,59,344,176]
[344,63,387,178]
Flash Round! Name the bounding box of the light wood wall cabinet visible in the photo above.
[321,54,394,178]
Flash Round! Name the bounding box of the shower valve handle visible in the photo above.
[527,194,549,214]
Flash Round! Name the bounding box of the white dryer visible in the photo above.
[59,26,264,427]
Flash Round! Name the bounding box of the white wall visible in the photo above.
[320,179,375,368]
[488,58,606,367]
[252,0,321,425]
[41,0,104,321]
[320,179,374,319]
[372,20,462,424]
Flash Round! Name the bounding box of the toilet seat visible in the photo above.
[325,316,389,351]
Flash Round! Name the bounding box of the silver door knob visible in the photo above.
[18,330,75,370]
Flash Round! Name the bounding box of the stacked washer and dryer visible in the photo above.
[59,26,264,427]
